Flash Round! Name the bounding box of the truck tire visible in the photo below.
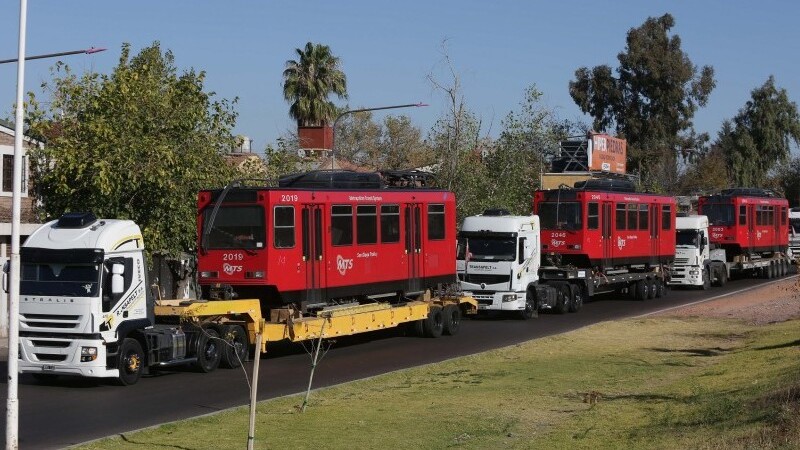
[117,338,144,386]
[646,279,657,299]
[517,289,538,320]
[655,280,666,298]
[701,269,711,290]
[568,284,583,313]
[635,279,648,300]
[220,324,249,369]
[554,284,570,314]
[195,328,222,373]
[422,306,444,338]
[442,304,462,335]
[718,268,728,286]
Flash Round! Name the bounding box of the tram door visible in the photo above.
[301,204,326,305]
[404,203,423,293]
[601,202,613,268]
[748,205,756,250]
[650,204,660,264]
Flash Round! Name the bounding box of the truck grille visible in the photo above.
[673,258,689,265]
[459,274,510,285]
[471,294,495,306]
[21,313,82,330]
[34,353,68,362]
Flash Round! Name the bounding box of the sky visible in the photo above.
[2,1,799,155]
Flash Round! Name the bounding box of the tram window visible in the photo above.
[616,204,627,230]
[357,205,377,245]
[381,205,400,243]
[769,206,775,225]
[428,204,446,240]
[782,207,787,225]
[662,205,672,230]
[539,202,583,230]
[702,203,734,226]
[739,205,747,225]
[639,204,649,230]
[627,204,638,230]
[273,206,295,248]
[587,203,599,230]
[331,205,353,246]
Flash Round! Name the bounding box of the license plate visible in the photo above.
[42,365,55,371]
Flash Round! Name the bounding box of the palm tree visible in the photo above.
[283,42,348,127]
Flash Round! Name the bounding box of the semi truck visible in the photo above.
[669,213,793,288]
[11,211,475,385]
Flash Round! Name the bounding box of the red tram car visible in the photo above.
[196,171,457,312]
[698,188,789,259]
[533,179,676,270]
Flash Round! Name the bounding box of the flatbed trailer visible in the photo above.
[155,294,478,355]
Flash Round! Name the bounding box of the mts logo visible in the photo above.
[336,255,354,275]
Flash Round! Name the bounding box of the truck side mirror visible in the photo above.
[2,261,8,293]
[702,237,708,246]
[111,263,125,295]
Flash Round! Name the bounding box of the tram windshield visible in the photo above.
[700,203,735,226]
[537,202,582,230]
[202,206,266,250]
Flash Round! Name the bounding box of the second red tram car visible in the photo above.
[196,171,457,312]
[533,179,676,270]
[698,188,789,258]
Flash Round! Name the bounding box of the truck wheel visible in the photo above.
[195,328,222,373]
[422,306,444,338]
[442,305,462,335]
[717,268,727,286]
[517,289,538,320]
[220,325,248,369]
[568,284,583,313]
[554,284,570,314]
[701,269,711,290]
[117,338,144,386]
[647,279,657,299]
[635,280,648,300]
[655,280,666,298]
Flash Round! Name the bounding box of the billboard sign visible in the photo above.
[588,134,627,174]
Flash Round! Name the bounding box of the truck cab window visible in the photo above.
[102,257,134,312]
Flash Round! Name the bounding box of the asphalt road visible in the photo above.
[0,276,792,448]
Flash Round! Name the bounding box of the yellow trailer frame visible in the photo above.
[155,295,477,354]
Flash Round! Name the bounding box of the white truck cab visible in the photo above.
[790,207,800,260]
[457,210,540,318]
[15,212,154,382]
[669,215,713,287]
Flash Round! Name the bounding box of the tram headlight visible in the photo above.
[199,271,219,279]
[80,346,98,362]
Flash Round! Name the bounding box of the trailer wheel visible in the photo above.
[634,280,648,300]
[442,305,462,335]
[220,325,248,369]
[568,284,583,313]
[554,284,570,314]
[517,289,538,320]
[117,338,144,386]
[422,306,444,338]
[195,328,222,373]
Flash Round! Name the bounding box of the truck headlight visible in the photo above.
[502,294,517,303]
[81,346,98,362]
[689,269,699,275]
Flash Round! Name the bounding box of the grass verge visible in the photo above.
[76,316,800,449]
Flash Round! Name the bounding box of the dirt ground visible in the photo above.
[657,274,800,325]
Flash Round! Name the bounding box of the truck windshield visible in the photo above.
[457,236,516,261]
[676,230,700,247]
[21,263,100,297]
[700,203,734,226]
[203,206,266,250]
[537,202,582,230]
[790,218,800,234]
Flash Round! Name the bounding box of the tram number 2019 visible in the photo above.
[281,194,299,202]
[223,253,244,261]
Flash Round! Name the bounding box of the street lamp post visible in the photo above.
[0,47,106,65]
[6,2,106,446]
[330,103,428,170]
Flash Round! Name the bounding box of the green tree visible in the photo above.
[569,13,715,190]
[775,156,800,207]
[334,112,431,170]
[486,85,576,215]
[26,42,238,259]
[717,76,800,187]
[283,42,348,126]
